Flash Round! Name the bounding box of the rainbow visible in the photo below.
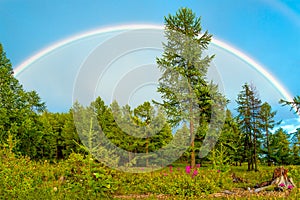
[13,24,294,103]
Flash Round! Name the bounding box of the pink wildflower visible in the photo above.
[279,183,285,187]
[288,185,294,190]
[185,166,191,174]
[196,164,201,168]
[192,169,198,178]
[217,170,221,173]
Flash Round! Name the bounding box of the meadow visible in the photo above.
[1,147,300,200]
[1,7,300,200]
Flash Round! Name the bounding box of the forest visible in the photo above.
[1,7,300,199]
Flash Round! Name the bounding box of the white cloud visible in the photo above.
[277,117,300,134]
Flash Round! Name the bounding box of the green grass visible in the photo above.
[1,149,300,199]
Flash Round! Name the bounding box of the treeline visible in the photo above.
[219,83,300,169]
[1,43,300,166]
[1,7,300,170]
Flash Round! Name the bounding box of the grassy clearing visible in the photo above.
[1,150,300,199]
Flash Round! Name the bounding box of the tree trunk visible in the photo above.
[248,160,251,171]
[190,121,195,168]
[146,137,149,167]
[189,85,195,169]
[246,136,251,171]
[254,129,258,171]
[250,132,254,171]
[266,128,271,166]
[128,151,132,163]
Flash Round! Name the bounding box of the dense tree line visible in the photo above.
[1,8,299,169]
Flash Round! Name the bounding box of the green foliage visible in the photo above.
[156,7,214,126]
[115,166,228,197]
[1,142,300,199]
[73,98,173,168]
[109,100,173,167]
[73,100,121,168]
[2,8,300,199]
[210,110,243,167]
[0,145,118,199]
[236,83,262,171]
[290,128,300,165]
[156,7,226,168]
[269,128,291,165]
[63,153,118,198]
[207,143,231,172]
[0,43,46,158]
[288,165,300,187]
[259,102,279,166]
[280,95,300,115]
[38,111,80,160]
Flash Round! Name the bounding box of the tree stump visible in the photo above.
[254,166,296,192]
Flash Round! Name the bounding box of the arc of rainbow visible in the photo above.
[13,24,294,103]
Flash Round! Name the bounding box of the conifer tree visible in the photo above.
[236,83,261,171]
[259,102,279,166]
[0,43,45,157]
[156,8,218,168]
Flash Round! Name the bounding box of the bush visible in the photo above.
[0,150,118,199]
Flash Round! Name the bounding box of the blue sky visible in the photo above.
[0,0,300,129]
[1,0,300,96]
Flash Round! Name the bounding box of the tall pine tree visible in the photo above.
[259,102,279,166]
[236,83,261,171]
[156,8,218,168]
